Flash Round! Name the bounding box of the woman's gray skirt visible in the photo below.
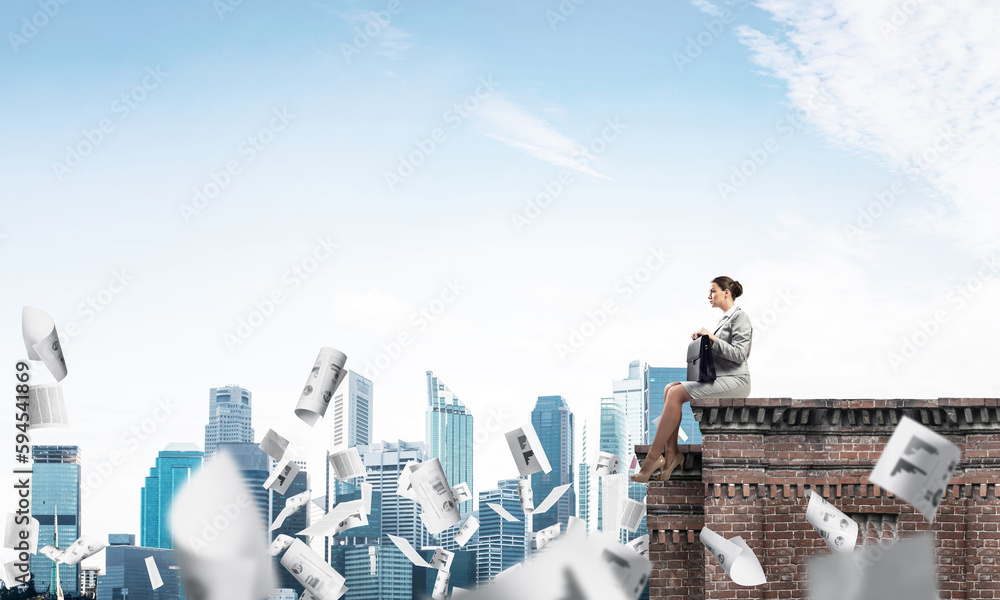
[680,375,751,400]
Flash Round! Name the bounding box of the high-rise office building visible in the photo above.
[475,480,527,584]
[597,397,627,536]
[359,440,429,549]
[331,370,373,449]
[529,396,575,532]
[578,420,592,532]
[140,443,203,549]
[96,534,182,600]
[425,371,474,514]
[216,442,308,594]
[644,366,694,444]
[326,371,373,510]
[203,385,254,459]
[80,566,100,598]
[30,445,81,595]
[338,545,414,600]
[615,360,646,449]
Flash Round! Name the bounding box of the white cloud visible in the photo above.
[691,0,725,17]
[473,95,614,180]
[737,0,1000,253]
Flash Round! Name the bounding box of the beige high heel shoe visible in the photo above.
[660,452,686,481]
[630,454,666,483]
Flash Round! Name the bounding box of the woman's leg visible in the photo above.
[638,382,686,473]
[643,383,691,471]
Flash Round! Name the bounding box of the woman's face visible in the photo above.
[708,282,727,307]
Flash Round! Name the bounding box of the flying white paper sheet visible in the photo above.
[26,384,69,430]
[699,526,767,586]
[626,534,649,556]
[264,458,300,495]
[387,534,431,568]
[269,490,310,532]
[804,490,858,553]
[267,535,295,557]
[145,556,164,590]
[429,548,455,572]
[259,429,290,462]
[328,447,365,481]
[534,523,561,550]
[361,482,373,514]
[451,482,472,504]
[517,480,533,514]
[652,415,687,441]
[294,347,348,427]
[281,539,347,600]
[296,500,367,537]
[396,461,421,500]
[22,306,67,381]
[533,483,572,514]
[409,458,461,534]
[3,560,26,587]
[601,540,653,600]
[601,473,628,534]
[807,534,938,600]
[454,516,479,547]
[504,424,552,476]
[432,569,451,600]
[565,515,587,540]
[463,536,646,600]
[169,452,275,600]
[595,452,621,475]
[486,502,520,522]
[54,535,106,565]
[870,415,960,523]
[620,499,646,533]
[3,514,39,554]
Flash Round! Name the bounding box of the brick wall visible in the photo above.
[638,398,1000,600]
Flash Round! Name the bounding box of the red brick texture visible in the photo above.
[637,398,1000,600]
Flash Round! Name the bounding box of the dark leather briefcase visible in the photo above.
[686,335,717,383]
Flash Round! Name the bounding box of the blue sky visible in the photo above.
[3,0,999,573]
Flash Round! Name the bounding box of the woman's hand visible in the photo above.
[691,327,715,342]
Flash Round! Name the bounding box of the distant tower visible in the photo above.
[425,372,474,513]
[204,385,254,459]
[529,396,575,532]
[140,443,204,548]
[30,445,81,595]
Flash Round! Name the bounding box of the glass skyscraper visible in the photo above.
[358,440,429,549]
[328,544,413,600]
[577,421,592,532]
[30,445,81,596]
[644,366,696,444]
[475,480,527,584]
[96,535,183,600]
[203,385,254,459]
[614,360,646,449]
[140,443,203,549]
[529,396,574,532]
[425,371,474,514]
[597,397,626,536]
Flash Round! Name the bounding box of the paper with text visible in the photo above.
[294,347,348,427]
[870,415,960,523]
[699,526,766,586]
[22,306,67,381]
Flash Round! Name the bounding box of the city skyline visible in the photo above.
[13,357,685,579]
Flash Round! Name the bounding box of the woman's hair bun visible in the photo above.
[712,276,743,299]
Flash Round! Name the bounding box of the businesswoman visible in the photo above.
[631,276,753,482]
